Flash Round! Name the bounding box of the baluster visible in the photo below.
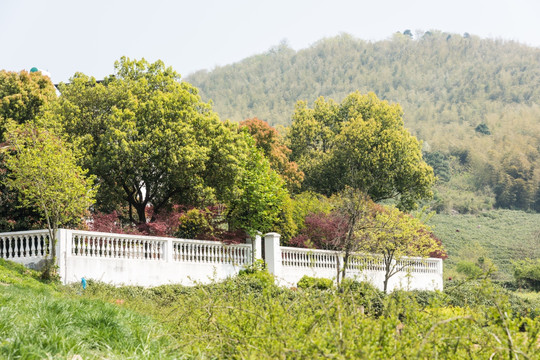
[5,236,11,258]
[106,237,111,257]
[87,236,92,256]
[19,235,26,258]
[28,235,35,257]
[37,235,43,257]
[70,235,76,255]
[100,237,105,257]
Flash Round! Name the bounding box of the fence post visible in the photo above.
[165,238,174,263]
[246,233,262,262]
[55,229,70,285]
[264,232,281,276]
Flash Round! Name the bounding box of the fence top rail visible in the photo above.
[280,246,341,256]
[280,246,442,263]
[0,229,50,237]
[70,229,250,247]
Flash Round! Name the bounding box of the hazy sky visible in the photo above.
[1,0,539,83]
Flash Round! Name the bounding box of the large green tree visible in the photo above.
[227,135,288,236]
[47,58,272,226]
[289,92,435,210]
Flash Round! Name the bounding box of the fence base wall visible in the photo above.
[1,229,443,291]
[64,256,243,287]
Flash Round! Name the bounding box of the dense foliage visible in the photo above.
[188,31,540,212]
[289,91,434,210]
[1,260,539,359]
[0,70,56,141]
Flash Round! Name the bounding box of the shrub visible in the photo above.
[238,260,275,290]
[297,275,334,290]
[514,258,540,290]
[456,260,484,278]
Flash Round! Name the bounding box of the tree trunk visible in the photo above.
[134,202,147,224]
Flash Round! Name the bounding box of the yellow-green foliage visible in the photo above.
[2,259,539,359]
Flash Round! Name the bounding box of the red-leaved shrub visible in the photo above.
[289,212,348,250]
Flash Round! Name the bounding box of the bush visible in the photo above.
[340,278,385,316]
[297,275,334,290]
[513,258,540,290]
[238,260,275,290]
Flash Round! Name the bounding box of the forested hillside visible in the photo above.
[188,31,540,213]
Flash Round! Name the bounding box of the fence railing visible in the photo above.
[280,246,442,275]
[71,231,165,260]
[0,229,443,291]
[0,229,52,262]
[172,240,251,265]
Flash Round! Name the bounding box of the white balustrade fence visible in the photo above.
[0,230,53,269]
[268,233,443,291]
[0,229,443,291]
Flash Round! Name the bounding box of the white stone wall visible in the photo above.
[1,229,443,291]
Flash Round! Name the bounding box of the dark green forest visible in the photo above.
[188,31,540,213]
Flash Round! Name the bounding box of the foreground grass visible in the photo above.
[0,260,171,359]
[71,275,540,359]
[2,259,539,359]
[430,209,540,280]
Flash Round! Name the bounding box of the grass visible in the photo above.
[1,246,539,358]
[0,261,171,359]
[429,209,540,280]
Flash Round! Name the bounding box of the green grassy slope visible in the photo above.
[1,258,539,358]
[0,260,170,359]
[430,210,540,280]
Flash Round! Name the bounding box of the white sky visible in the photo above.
[1,0,539,84]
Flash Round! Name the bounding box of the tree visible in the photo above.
[0,70,57,141]
[289,92,435,210]
[239,118,303,192]
[2,123,96,278]
[290,187,445,290]
[0,70,57,231]
[360,204,444,292]
[49,58,250,224]
[227,135,289,236]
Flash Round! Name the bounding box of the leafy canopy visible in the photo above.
[48,58,251,224]
[289,91,435,210]
[0,70,57,141]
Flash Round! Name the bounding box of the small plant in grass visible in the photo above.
[238,259,275,289]
[297,275,334,290]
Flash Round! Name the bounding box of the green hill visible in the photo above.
[187,32,540,213]
[429,210,540,281]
